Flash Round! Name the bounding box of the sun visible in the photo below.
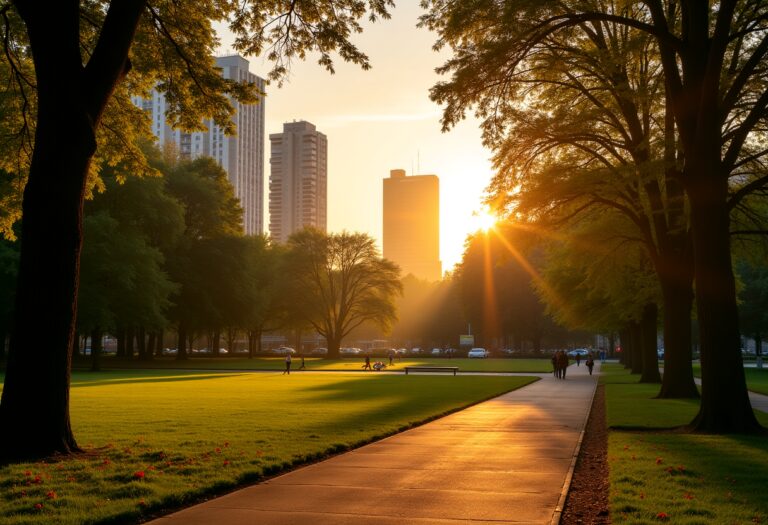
[471,208,498,232]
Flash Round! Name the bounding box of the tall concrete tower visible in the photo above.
[132,55,266,235]
[383,169,441,281]
[268,121,328,243]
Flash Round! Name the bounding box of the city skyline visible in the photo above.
[216,4,493,272]
[133,55,267,236]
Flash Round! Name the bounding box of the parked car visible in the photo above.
[340,347,362,356]
[431,348,442,356]
[395,348,408,355]
[272,346,296,355]
[468,347,488,358]
[311,347,328,356]
[410,347,422,355]
[163,348,177,355]
[567,349,590,357]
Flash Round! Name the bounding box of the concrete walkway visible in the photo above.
[148,362,599,525]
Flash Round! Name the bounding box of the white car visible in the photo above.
[467,348,488,358]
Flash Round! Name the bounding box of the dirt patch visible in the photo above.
[561,384,610,524]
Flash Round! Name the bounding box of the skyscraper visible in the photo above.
[383,169,441,281]
[133,55,266,235]
[269,121,328,243]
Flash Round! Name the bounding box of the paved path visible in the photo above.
[148,362,599,525]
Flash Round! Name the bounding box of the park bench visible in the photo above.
[404,366,459,376]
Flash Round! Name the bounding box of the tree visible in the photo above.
[421,1,695,396]
[0,0,393,460]
[164,156,244,360]
[77,169,182,368]
[421,0,766,432]
[285,229,401,359]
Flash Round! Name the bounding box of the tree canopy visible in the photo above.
[285,229,402,359]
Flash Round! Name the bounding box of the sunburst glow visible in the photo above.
[471,208,498,232]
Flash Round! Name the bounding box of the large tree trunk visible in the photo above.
[639,303,662,383]
[629,322,642,375]
[145,331,155,361]
[326,334,341,359]
[0,330,6,360]
[657,276,698,397]
[0,1,145,460]
[687,174,759,432]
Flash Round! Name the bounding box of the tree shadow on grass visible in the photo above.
[71,373,247,388]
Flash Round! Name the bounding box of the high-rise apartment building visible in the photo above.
[133,55,266,235]
[383,169,441,281]
[269,121,328,243]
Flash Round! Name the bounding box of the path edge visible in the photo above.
[550,372,599,525]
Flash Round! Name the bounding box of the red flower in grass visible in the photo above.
[677,465,686,472]
[655,457,663,465]
[683,493,694,500]
[33,475,43,484]
[133,471,145,480]
[46,491,57,500]
[138,499,147,507]
[24,470,32,477]
[665,467,674,474]
[223,460,230,466]
[34,503,43,510]
[639,492,645,500]
[656,512,669,520]
[215,447,222,454]
[103,459,111,466]
[224,441,230,448]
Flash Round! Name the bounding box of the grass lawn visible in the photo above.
[602,364,768,524]
[692,364,768,395]
[72,356,554,373]
[0,370,536,525]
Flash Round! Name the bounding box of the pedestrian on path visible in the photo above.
[299,354,306,370]
[586,354,594,375]
[559,351,569,379]
[363,355,372,370]
[552,352,559,378]
[283,353,292,375]
[575,353,581,366]
[388,349,394,366]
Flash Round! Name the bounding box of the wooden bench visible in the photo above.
[404,366,459,376]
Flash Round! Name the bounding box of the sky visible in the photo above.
[217,4,494,273]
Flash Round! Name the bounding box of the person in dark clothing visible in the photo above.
[575,353,581,366]
[586,354,594,375]
[283,353,292,375]
[363,355,372,370]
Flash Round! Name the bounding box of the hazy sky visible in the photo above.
[218,4,493,273]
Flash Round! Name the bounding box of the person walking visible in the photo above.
[559,351,569,379]
[551,352,559,378]
[575,353,581,366]
[388,349,394,366]
[363,355,372,370]
[586,354,595,376]
[298,354,306,370]
[283,353,292,375]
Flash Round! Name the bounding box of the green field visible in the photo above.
[692,364,768,395]
[602,364,768,524]
[71,356,554,373]
[0,370,536,525]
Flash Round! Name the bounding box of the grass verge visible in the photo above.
[602,364,768,524]
[0,371,536,525]
[692,364,768,396]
